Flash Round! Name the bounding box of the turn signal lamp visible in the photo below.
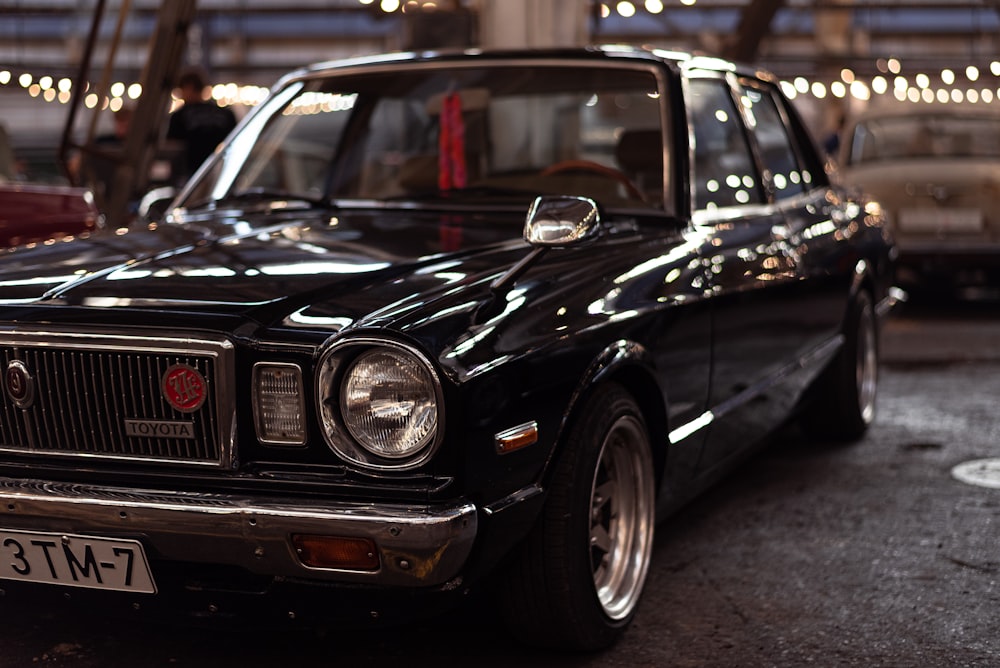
[495,421,538,454]
[253,363,307,445]
[292,534,380,571]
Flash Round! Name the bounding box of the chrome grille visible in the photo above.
[0,331,234,467]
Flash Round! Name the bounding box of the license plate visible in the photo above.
[898,207,983,234]
[0,529,156,593]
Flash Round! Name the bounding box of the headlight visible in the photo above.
[317,340,441,470]
[342,348,438,458]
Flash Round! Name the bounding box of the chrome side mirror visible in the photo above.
[524,196,600,247]
[489,197,602,299]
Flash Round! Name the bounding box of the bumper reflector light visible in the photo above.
[292,534,380,571]
[253,363,307,445]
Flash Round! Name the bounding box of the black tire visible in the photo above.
[498,383,656,650]
[803,290,878,441]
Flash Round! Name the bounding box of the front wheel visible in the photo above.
[498,384,656,650]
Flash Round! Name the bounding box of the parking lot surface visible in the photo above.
[1,298,999,667]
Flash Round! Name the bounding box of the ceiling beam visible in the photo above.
[724,0,785,63]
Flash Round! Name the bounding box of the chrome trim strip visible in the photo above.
[0,477,478,587]
[668,411,714,445]
[712,335,843,423]
[669,335,844,445]
[876,287,908,318]
[482,484,543,517]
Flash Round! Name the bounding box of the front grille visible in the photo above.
[0,330,235,467]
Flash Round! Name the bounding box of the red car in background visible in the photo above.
[0,183,103,247]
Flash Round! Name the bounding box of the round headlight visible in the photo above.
[340,348,438,460]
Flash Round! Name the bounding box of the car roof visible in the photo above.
[289,45,765,82]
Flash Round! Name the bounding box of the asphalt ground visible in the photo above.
[1,296,999,667]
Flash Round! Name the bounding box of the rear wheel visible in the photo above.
[499,384,656,650]
[803,290,878,440]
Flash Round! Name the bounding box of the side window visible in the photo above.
[737,82,811,200]
[687,79,763,211]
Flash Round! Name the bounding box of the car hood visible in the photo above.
[0,206,530,330]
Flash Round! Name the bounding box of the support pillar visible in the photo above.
[815,1,858,155]
[478,0,590,49]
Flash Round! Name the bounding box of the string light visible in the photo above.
[0,66,274,111]
[6,40,1000,116]
[616,1,636,18]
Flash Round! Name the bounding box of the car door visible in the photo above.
[684,73,819,472]
[735,77,849,357]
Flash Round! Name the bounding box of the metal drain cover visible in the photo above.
[952,458,1000,489]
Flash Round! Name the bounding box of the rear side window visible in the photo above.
[687,78,763,211]
[737,81,812,201]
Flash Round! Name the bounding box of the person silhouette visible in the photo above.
[166,67,237,184]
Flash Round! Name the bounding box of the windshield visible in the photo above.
[180,61,667,212]
[847,114,1000,164]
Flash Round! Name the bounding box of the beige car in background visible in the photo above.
[840,110,1000,295]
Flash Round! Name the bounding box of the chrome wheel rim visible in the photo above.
[589,414,655,621]
[856,302,878,425]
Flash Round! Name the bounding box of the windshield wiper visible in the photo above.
[212,188,332,209]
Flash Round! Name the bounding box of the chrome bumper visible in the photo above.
[0,477,477,588]
[876,286,908,318]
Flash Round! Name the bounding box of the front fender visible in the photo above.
[549,339,670,488]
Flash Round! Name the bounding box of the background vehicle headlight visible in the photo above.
[318,343,439,467]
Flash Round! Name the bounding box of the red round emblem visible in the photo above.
[162,364,207,413]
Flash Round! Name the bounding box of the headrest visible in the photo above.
[615,129,663,172]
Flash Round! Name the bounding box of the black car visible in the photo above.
[0,47,896,650]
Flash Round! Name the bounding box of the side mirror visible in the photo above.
[489,196,602,297]
[137,186,177,224]
[524,195,600,247]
